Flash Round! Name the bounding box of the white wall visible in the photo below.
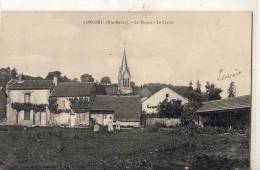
[8,89,50,104]
[146,118,180,127]
[142,87,188,114]
[90,113,114,126]
[56,96,90,110]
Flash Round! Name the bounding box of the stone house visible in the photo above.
[6,77,54,126]
[89,95,141,127]
[50,82,95,127]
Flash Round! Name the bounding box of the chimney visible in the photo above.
[53,75,58,86]
[18,73,23,82]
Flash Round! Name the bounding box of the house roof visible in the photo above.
[105,85,118,95]
[7,80,54,90]
[50,82,94,97]
[196,95,251,113]
[90,95,141,121]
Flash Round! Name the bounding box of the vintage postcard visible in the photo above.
[0,11,252,169]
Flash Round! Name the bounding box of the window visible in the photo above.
[24,111,30,120]
[24,93,31,103]
[166,93,169,98]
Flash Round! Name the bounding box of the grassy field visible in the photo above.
[0,125,249,170]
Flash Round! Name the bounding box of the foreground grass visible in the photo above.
[0,126,249,170]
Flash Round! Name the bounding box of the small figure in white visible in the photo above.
[107,115,114,132]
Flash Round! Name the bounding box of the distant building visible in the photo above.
[50,82,96,127]
[195,95,251,129]
[118,49,133,95]
[90,95,141,127]
[6,75,54,126]
[141,87,188,114]
[0,87,7,120]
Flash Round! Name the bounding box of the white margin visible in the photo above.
[0,0,258,169]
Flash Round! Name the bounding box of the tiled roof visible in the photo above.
[90,95,141,121]
[196,95,251,113]
[105,85,118,95]
[7,80,54,90]
[50,82,94,97]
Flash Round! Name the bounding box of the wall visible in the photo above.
[116,121,140,127]
[90,113,114,126]
[145,118,180,127]
[142,87,188,114]
[53,112,90,127]
[8,89,50,104]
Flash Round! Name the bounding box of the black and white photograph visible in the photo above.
[0,10,254,169]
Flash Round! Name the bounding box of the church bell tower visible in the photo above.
[118,49,133,95]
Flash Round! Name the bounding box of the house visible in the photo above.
[90,95,141,127]
[195,95,251,129]
[141,87,188,114]
[6,76,55,126]
[0,87,7,120]
[50,82,95,127]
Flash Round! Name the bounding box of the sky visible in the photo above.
[0,11,252,97]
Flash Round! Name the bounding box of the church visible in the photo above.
[117,49,133,95]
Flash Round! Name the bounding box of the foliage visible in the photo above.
[45,71,71,82]
[69,97,90,113]
[228,81,236,98]
[158,99,183,118]
[205,82,222,101]
[80,73,94,82]
[100,76,111,85]
[48,97,58,113]
[11,103,47,112]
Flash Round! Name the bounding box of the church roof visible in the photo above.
[119,49,131,78]
[90,95,141,121]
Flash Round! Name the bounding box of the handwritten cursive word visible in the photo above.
[217,68,242,81]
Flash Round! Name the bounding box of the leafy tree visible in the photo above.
[207,83,222,100]
[195,80,201,94]
[227,81,236,98]
[46,71,71,82]
[158,98,183,118]
[130,81,135,87]
[80,73,94,82]
[188,81,193,91]
[10,68,17,79]
[100,76,111,85]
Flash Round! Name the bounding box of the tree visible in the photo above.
[80,73,94,82]
[208,83,222,100]
[130,81,135,87]
[46,71,71,82]
[46,71,61,80]
[10,68,17,79]
[227,81,236,98]
[188,81,193,91]
[100,76,111,85]
[195,80,201,94]
[158,98,183,118]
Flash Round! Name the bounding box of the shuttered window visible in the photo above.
[24,111,30,120]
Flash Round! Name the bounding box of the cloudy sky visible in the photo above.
[0,11,252,97]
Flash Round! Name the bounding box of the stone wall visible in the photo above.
[145,118,180,127]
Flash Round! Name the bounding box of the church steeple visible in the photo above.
[118,49,132,95]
